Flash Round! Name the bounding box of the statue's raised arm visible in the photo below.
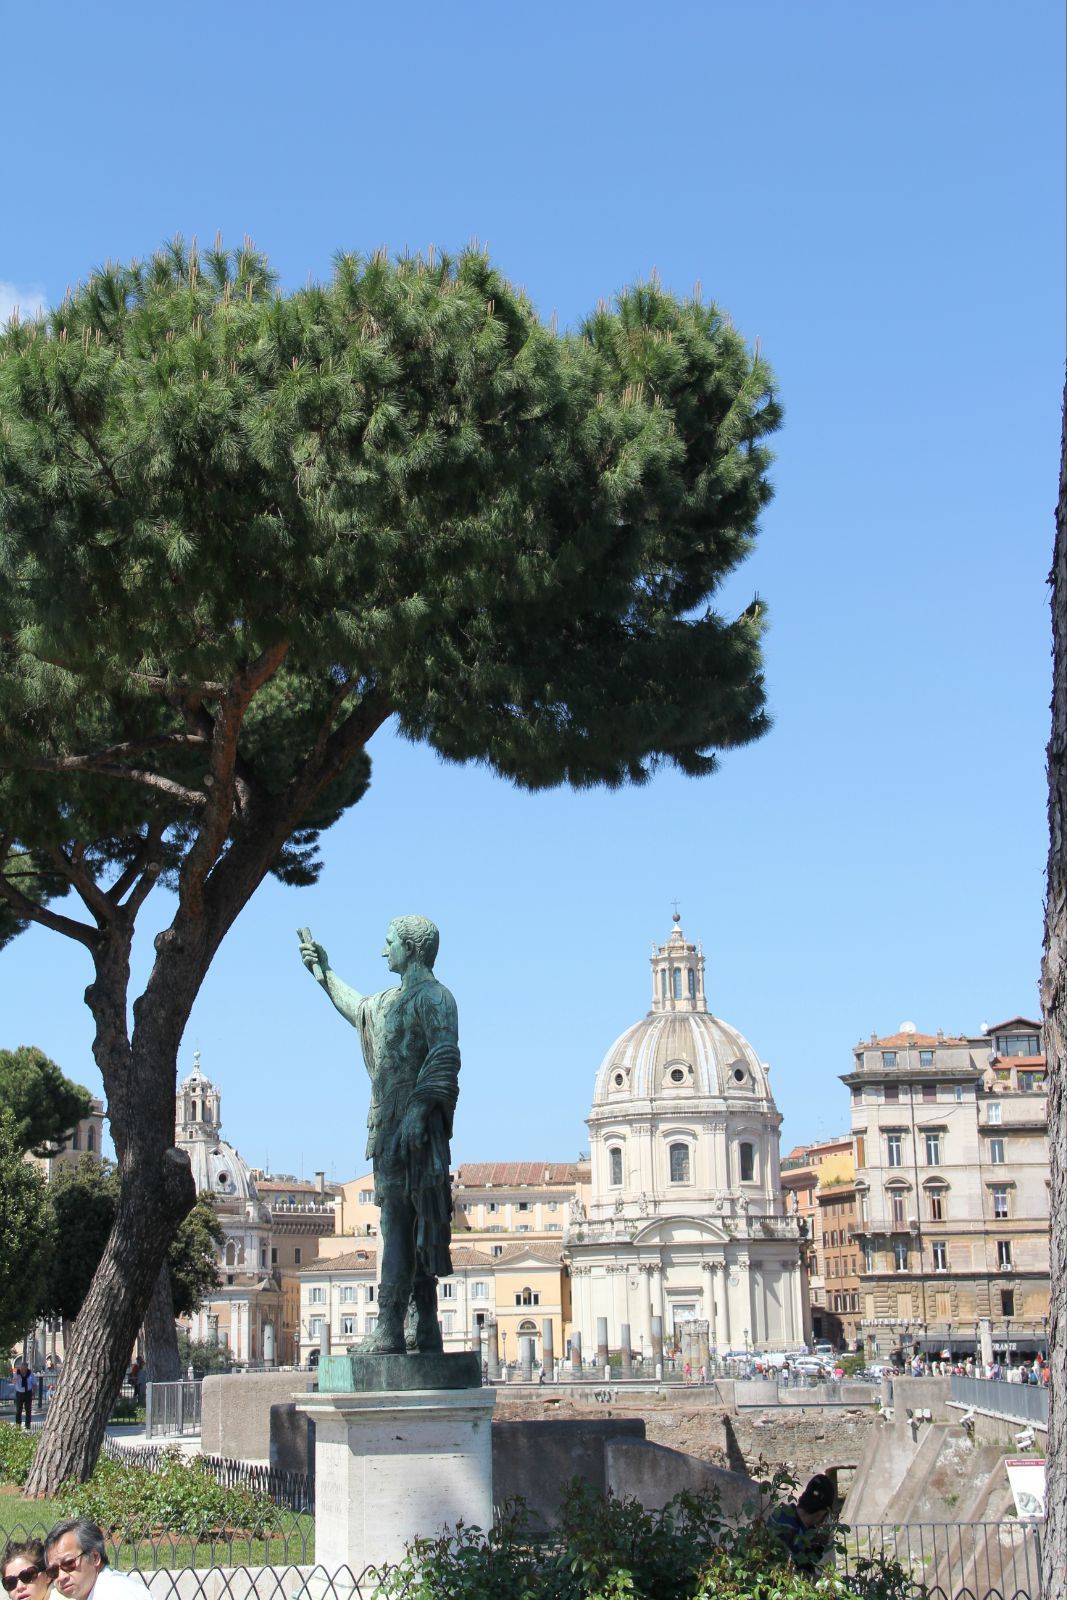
[296,926,364,1027]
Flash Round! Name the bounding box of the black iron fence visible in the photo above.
[839,1520,1042,1600]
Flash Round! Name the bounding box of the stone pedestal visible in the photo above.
[297,1382,496,1578]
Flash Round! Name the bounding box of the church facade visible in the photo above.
[174,1057,281,1364]
[565,918,807,1357]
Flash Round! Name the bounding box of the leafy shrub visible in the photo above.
[377,1476,926,1600]
[0,1420,37,1487]
[53,1449,278,1540]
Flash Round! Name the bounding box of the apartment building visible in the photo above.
[844,1017,1050,1364]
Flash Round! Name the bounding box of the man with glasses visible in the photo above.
[43,1522,146,1600]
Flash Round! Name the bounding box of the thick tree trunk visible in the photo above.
[24,933,198,1494]
[1040,380,1067,1600]
[24,1143,193,1492]
[143,1267,183,1381]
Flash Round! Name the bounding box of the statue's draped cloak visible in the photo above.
[357,978,459,1279]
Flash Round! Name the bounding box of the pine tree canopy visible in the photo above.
[0,238,779,921]
[0,1044,93,1156]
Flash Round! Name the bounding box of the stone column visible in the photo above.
[650,1314,663,1370]
[695,1319,710,1374]
[570,1329,583,1376]
[719,1263,733,1347]
[596,1316,609,1370]
[542,1319,555,1381]
[702,1263,717,1349]
[485,1317,500,1379]
[520,1337,535,1382]
[979,1317,994,1370]
[619,1323,632,1376]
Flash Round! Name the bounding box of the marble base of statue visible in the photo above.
[296,1351,495,1581]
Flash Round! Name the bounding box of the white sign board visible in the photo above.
[1005,1457,1045,1521]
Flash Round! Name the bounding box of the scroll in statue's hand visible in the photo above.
[297,927,327,983]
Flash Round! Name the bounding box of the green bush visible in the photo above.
[376,1477,926,1600]
[53,1449,278,1539]
[0,1421,37,1487]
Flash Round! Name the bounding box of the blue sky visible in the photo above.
[2,0,1064,1179]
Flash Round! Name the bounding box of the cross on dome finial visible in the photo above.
[671,900,681,926]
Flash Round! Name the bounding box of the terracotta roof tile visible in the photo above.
[455,1162,581,1188]
[298,1249,376,1273]
[871,1033,968,1049]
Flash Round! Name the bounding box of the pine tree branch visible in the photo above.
[19,754,207,807]
[123,827,165,921]
[0,836,99,949]
[47,844,114,927]
[180,641,290,904]
[21,734,209,769]
[106,822,165,910]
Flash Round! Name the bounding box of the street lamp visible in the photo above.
[501,1330,508,1374]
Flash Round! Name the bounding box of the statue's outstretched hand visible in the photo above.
[297,927,327,983]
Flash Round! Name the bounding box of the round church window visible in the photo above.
[614,1073,624,1086]
[733,1067,746,1083]
[217,1171,229,1186]
[670,1068,685,1083]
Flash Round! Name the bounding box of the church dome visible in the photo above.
[591,916,774,1108]
[175,1054,258,1203]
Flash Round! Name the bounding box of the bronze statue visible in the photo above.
[298,916,459,1354]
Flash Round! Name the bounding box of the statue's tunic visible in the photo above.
[356,977,460,1279]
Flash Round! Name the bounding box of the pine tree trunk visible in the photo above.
[24,936,197,1494]
[24,1143,193,1492]
[1040,381,1067,1600]
[143,1267,183,1381]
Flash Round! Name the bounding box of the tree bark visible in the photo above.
[1040,379,1067,1600]
[143,1267,182,1382]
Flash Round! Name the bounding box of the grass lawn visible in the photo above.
[0,1495,315,1569]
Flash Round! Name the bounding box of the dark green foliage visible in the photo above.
[176,1329,234,1376]
[40,1158,221,1325]
[53,1446,276,1539]
[0,237,778,912]
[377,1478,923,1599]
[0,1421,38,1487]
[38,1155,119,1323]
[0,1113,55,1350]
[167,1199,223,1318]
[0,1046,92,1156]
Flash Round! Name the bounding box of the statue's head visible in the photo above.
[385,915,440,972]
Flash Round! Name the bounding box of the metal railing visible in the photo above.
[839,1520,1042,1600]
[145,1380,204,1437]
[949,1375,1049,1425]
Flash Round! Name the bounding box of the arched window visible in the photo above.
[669,1142,691,1183]
[191,1101,198,1121]
[86,1126,96,1153]
[688,968,696,997]
[518,1319,537,1333]
[515,1287,539,1306]
[203,1103,212,1124]
[609,1147,623,1187]
[661,970,667,998]
[71,1128,81,1151]
[672,968,682,999]
[225,1240,237,1267]
[739,1142,755,1182]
